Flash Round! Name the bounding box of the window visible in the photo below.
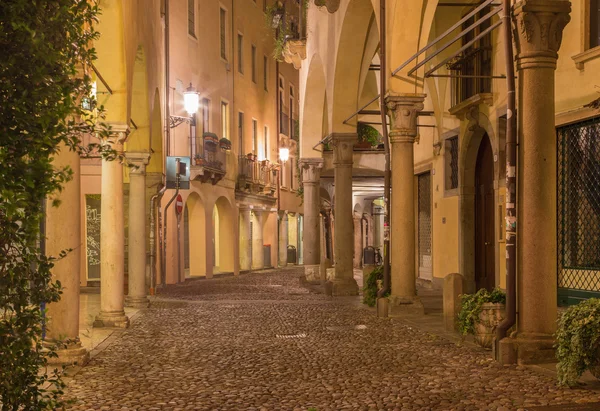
[221,101,229,140]
[444,135,459,191]
[201,98,210,135]
[591,0,600,49]
[263,55,268,91]
[220,8,227,60]
[237,34,244,73]
[280,161,286,186]
[251,45,257,83]
[263,126,269,160]
[289,86,294,139]
[449,6,492,106]
[238,112,244,154]
[188,0,196,37]
[252,119,258,154]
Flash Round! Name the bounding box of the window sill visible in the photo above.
[188,33,198,43]
[572,46,600,70]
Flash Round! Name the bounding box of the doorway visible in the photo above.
[474,133,495,291]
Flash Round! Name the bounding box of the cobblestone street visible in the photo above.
[65,268,600,410]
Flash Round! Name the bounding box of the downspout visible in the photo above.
[165,0,171,157]
[495,0,517,357]
[149,184,167,294]
[362,213,369,247]
[377,0,391,301]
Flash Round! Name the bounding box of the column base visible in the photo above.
[497,333,556,365]
[304,265,321,284]
[388,295,425,316]
[125,295,150,308]
[327,278,359,296]
[93,310,130,329]
[45,339,89,366]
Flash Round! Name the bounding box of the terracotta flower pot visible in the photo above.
[474,303,505,349]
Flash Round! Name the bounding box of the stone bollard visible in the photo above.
[443,273,464,332]
[320,258,332,284]
[362,264,376,290]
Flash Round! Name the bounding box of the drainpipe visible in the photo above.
[362,213,369,247]
[165,0,171,157]
[495,0,517,357]
[149,183,167,294]
[377,0,391,300]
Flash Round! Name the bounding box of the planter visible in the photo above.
[194,158,203,166]
[474,303,505,349]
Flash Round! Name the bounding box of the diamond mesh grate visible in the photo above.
[418,172,433,279]
[449,136,459,189]
[558,117,600,292]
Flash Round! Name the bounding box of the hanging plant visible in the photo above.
[265,0,309,61]
[358,122,381,147]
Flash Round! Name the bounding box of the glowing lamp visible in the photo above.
[279,147,290,163]
[183,83,199,115]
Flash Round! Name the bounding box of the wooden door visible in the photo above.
[475,134,496,291]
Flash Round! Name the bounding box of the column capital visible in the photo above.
[300,158,324,184]
[106,123,130,143]
[385,93,426,144]
[125,151,151,174]
[331,133,357,167]
[513,0,571,70]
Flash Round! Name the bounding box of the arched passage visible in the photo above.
[185,193,207,277]
[214,197,235,273]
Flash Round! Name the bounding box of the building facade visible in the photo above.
[45,0,302,363]
[297,0,600,364]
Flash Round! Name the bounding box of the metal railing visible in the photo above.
[191,134,227,174]
[238,155,278,195]
[448,46,492,107]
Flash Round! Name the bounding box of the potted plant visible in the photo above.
[194,153,203,166]
[457,288,506,349]
[556,298,600,386]
[219,137,232,151]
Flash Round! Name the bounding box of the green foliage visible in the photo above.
[362,266,388,307]
[296,158,303,204]
[457,288,506,336]
[0,1,109,408]
[265,0,309,61]
[357,123,381,147]
[556,298,600,387]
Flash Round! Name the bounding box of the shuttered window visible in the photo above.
[220,8,227,60]
[188,0,195,37]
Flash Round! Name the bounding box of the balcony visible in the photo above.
[237,155,278,197]
[189,132,230,185]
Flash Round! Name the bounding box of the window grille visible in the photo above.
[220,8,227,60]
[188,0,195,37]
[448,6,492,106]
[445,136,459,190]
[418,172,433,280]
[558,116,600,304]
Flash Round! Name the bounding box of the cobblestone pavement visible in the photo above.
[65,268,600,410]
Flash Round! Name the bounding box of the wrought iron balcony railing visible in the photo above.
[237,155,278,196]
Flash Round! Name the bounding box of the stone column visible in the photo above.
[386,93,426,314]
[125,152,151,308]
[330,134,359,296]
[94,125,130,328]
[278,211,288,266]
[239,206,252,271]
[301,158,324,282]
[45,144,88,365]
[251,209,264,270]
[501,0,570,364]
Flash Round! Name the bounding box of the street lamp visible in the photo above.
[183,83,199,116]
[279,147,290,163]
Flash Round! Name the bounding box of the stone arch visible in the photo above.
[331,0,377,132]
[458,110,497,293]
[185,192,207,277]
[300,54,327,157]
[94,0,128,123]
[148,89,163,174]
[126,45,151,154]
[214,196,235,273]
